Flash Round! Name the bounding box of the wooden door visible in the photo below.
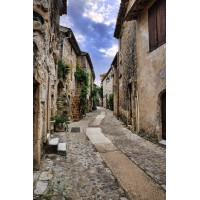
[161,92,166,140]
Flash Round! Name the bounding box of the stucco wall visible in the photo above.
[136,3,166,141]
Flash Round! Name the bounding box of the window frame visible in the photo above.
[148,0,166,52]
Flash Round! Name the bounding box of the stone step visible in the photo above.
[45,137,59,154]
[48,138,59,145]
[57,143,67,156]
[47,133,51,143]
[159,139,166,148]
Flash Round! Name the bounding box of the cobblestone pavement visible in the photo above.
[33,109,128,200]
[100,108,166,189]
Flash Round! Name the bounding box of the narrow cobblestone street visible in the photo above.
[33,107,166,200]
[34,109,128,200]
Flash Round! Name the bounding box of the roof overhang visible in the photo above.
[111,52,118,66]
[59,26,81,55]
[125,0,148,21]
[114,0,129,39]
[81,52,96,80]
[101,66,113,82]
[60,0,67,15]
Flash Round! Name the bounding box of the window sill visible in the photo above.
[148,42,166,53]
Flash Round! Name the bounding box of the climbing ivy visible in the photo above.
[74,67,89,116]
[74,67,89,85]
[57,60,70,79]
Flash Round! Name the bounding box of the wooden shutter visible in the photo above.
[148,3,157,51]
[157,0,166,45]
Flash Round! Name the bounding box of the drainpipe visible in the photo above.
[136,91,139,132]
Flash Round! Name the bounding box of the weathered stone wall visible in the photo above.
[59,29,79,119]
[118,19,137,124]
[77,55,94,112]
[113,55,119,118]
[85,58,93,112]
[102,68,114,108]
[33,0,66,170]
[62,38,78,97]
[136,2,166,141]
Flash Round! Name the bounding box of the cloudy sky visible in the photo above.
[60,0,120,86]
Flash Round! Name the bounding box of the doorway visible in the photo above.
[161,92,166,140]
[33,80,39,169]
[128,84,132,126]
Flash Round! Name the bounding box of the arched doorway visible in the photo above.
[161,92,166,140]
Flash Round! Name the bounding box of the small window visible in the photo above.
[148,0,166,51]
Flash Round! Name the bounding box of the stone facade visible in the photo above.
[102,67,114,109]
[78,52,95,112]
[113,0,166,142]
[59,26,81,120]
[112,53,119,117]
[59,26,95,121]
[33,0,67,170]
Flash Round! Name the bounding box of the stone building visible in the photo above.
[59,26,81,120]
[114,0,166,142]
[78,52,95,112]
[33,0,67,170]
[102,67,114,109]
[112,53,119,117]
[59,26,95,121]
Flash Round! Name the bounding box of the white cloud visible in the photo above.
[76,34,86,43]
[99,44,118,57]
[60,16,74,29]
[83,12,104,23]
[83,0,120,26]
[94,79,101,86]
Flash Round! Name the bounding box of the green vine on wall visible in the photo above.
[58,60,70,79]
[74,67,89,85]
[74,67,89,116]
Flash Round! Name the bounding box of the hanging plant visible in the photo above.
[57,60,70,79]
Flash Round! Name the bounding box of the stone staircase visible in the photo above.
[45,133,66,156]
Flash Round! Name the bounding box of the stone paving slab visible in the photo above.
[34,181,48,195]
[86,127,112,144]
[89,111,105,126]
[48,137,59,145]
[101,151,165,200]
[100,109,166,187]
[95,143,118,153]
[39,171,53,181]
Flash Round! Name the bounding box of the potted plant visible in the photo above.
[51,114,69,132]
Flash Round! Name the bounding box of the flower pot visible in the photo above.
[54,122,68,132]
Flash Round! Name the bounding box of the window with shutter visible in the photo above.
[148,0,166,51]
